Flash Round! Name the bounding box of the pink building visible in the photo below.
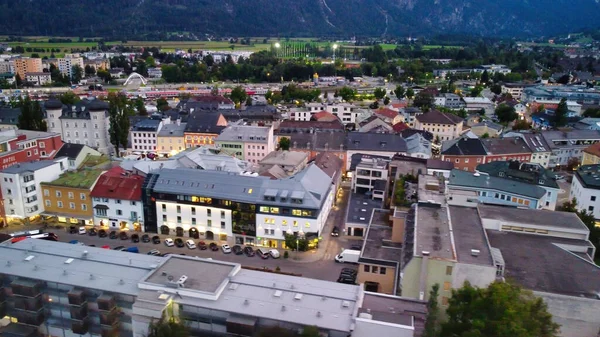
[215,125,274,163]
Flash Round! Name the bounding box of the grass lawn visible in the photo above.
[46,168,104,188]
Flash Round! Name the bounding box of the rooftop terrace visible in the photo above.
[43,168,103,189]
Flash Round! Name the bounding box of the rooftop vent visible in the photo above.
[82,251,88,258]
[317,311,322,318]
[422,251,430,256]
[471,249,481,257]
[24,255,35,261]
[342,301,350,308]
[273,290,283,298]
[229,283,239,290]
[244,299,249,306]
[64,258,74,264]
[294,293,303,301]
[281,305,286,312]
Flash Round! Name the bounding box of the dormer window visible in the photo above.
[499,172,505,177]
[291,198,303,204]
[539,179,544,184]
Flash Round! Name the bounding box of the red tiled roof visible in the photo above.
[390,102,408,109]
[416,109,463,125]
[584,142,600,158]
[311,111,339,122]
[375,108,399,119]
[90,167,144,201]
[392,122,410,132]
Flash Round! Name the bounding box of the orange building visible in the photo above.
[184,112,227,148]
[12,58,43,79]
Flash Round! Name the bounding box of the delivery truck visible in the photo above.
[334,249,360,263]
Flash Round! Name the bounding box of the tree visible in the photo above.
[146,56,156,68]
[59,91,80,105]
[553,98,568,127]
[301,326,321,337]
[490,83,502,95]
[413,92,434,110]
[512,119,532,130]
[481,132,490,138]
[480,70,490,84]
[373,87,386,100]
[561,197,578,213]
[423,284,440,337]
[470,84,484,97]
[15,74,22,88]
[156,97,170,112]
[203,55,214,67]
[339,86,357,102]
[17,96,47,131]
[406,87,415,100]
[441,281,560,337]
[134,97,147,116]
[245,96,253,106]
[96,69,112,83]
[71,65,83,83]
[278,137,290,151]
[495,104,517,124]
[107,93,132,157]
[84,65,96,76]
[394,85,406,99]
[383,96,390,105]
[230,86,247,104]
[147,316,188,337]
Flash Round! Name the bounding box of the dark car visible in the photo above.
[147,249,161,256]
[152,235,161,244]
[243,246,255,257]
[141,234,151,243]
[113,246,126,251]
[340,270,357,278]
[98,229,107,238]
[131,234,140,243]
[209,242,219,251]
[119,232,129,240]
[232,245,243,255]
[331,226,340,237]
[69,226,77,234]
[256,249,270,259]
[109,231,118,239]
[341,268,357,275]
[337,276,356,284]
[89,228,98,236]
[350,244,362,251]
[198,241,208,250]
[174,238,185,248]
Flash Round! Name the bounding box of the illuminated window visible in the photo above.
[270,207,280,214]
[293,221,298,227]
[282,220,287,226]
[292,209,302,216]
[259,206,269,213]
[443,282,451,291]
[248,188,253,194]
[305,222,310,228]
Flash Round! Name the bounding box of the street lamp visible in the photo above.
[332,44,338,62]
[274,42,281,57]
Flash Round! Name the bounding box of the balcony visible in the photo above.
[70,304,89,320]
[11,310,45,326]
[99,309,119,326]
[97,294,116,312]
[67,289,87,306]
[13,295,44,312]
[11,280,43,298]
[71,319,90,334]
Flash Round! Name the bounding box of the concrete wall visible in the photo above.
[451,262,496,289]
[353,317,414,337]
[534,291,600,337]
[357,264,397,295]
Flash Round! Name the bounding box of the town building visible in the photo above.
[24,72,51,86]
[0,158,67,223]
[286,131,347,171]
[312,152,344,203]
[441,138,488,172]
[91,167,144,231]
[141,164,334,249]
[45,97,112,155]
[434,93,464,109]
[570,165,600,221]
[258,150,309,177]
[12,57,42,79]
[0,107,20,131]
[477,64,512,74]
[130,117,166,154]
[480,137,532,164]
[0,239,428,337]
[357,115,395,133]
[541,130,600,168]
[372,108,402,125]
[0,129,64,170]
[216,125,274,163]
[301,102,361,124]
[220,105,281,127]
[501,83,535,100]
[41,169,103,226]
[469,120,503,138]
[183,111,227,148]
[351,155,389,202]
[462,97,495,116]
[503,132,552,168]
[475,161,560,210]
[156,122,186,157]
[345,133,410,170]
[276,119,345,134]
[523,85,600,107]
[582,142,600,165]
[54,143,102,170]
[57,56,84,79]
[178,95,235,111]
[83,58,110,72]
[398,107,423,128]
[414,109,463,142]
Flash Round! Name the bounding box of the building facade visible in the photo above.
[414,109,463,142]
[57,56,84,79]
[12,57,42,79]
[570,165,600,221]
[216,125,274,163]
[25,72,51,86]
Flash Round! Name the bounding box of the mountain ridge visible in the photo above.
[0,0,599,38]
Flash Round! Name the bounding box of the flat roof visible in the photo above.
[486,230,600,298]
[477,204,589,232]
[362,221,403,264]
[448,206,494,266]
[43,168,103,189]
[0,239,162,295]
[418,174,446,204]
[415,203,455,260]
[359,293,427,333]
[575,164,600,190]
[346,192,383,225]
[449,169,547,199]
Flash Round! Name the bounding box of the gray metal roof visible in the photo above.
[150,163,332,210]
[0,239,163,295]
[477,204,588,232]
[132,119,161,131]
[346,132,408,152]
[157,122,186,137]
[216,125,271,143]
[0,160,58,174]
[448,169,547,199]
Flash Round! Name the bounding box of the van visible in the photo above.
[256,248,270,259]
[78,227,86,235]
[269,249,280,259]
[125,247,139,253]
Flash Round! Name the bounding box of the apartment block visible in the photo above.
[12,58,42,79]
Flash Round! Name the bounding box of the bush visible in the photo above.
[283,251,289,259]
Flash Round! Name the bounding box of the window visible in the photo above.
[293,220,298,227]
[81,204,87,211]
[221,221,226,229]
[589,206,595,212]
[116,210,123,216]
[191,218,196,225]
[45,200,51,207]
[442,296,449,306]
[363,265,370,272]
[96,208,107,216]
[162,204,166,211]
[177,216,181,223]
[464,158,469,163]
[270,207,280,214]
[221,210,225,218]
[69,202,75,209]
[116,199,121,204]
[446,266,453,275]
[592,196,596,202]
[57,201,63,208]
[163,214,167,222]
[476,158,481,163]
[191,207,196,215]
[56,191,62,197]
[207,209,212,217]
[207,219,212,227]
[67,192,74,199]
[130,201,136,206]
[131,211,138,219]
[292,209,302,216]
[80,193,86,200]
[443,282,451,291]
[455,158,459,163]
[372,266,379,273]
[259,206,269,213]
[177,205,181,213]
[380,267,386,275]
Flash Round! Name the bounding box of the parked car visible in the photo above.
[186,240,196,249]
[164,238,174,247]
[198,241,208,250]
[209,242,219,251]
[174,238,185,248]
[331,226,340,236]
[89,228,98,236]
[243,246,255,257]
[256,248,270,259]
[113,246,126,251]
[125,246,139,253]
[119,232,129,240]
[350,244,362,251]
[340,269,357,278]
[109,231,118,239]
[337,276,356,284]
[232,245,243,255]
[101,245,110,249]
[98,229,107,238]
[147,249,161,256]
[554,174,565,180]
[69,226,77,234]
[141,234,151,243]
[78,227,87,235]
[221,244,232,254]
[152,235,161,244]
[68,240,80,245]
[131,234,140,243]
[269,249,280,258]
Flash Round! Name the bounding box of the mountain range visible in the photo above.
[1,0,599,38]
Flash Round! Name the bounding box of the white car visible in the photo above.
[186,240,196,249]
[269,249,280,259]
[221,244,232,254]
[78,227,86,235]
[164,238,174,247]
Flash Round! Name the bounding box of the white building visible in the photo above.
[0,158,67,222]
[462,97,495,116]
[301,102,360,124]
[58,56,84,79]
[25,72,51,86]
[570,165,600,220]
[45,98,113,155]
[130,117,168,153]
[90,167,145,231]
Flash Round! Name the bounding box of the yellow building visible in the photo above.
[41,169,103,226]
[582,143,600,165]
[12,58,43,79]
[157,122,186,157]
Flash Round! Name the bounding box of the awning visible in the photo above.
[93,204,109,210]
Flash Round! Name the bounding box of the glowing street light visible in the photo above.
[332,44,339,62]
